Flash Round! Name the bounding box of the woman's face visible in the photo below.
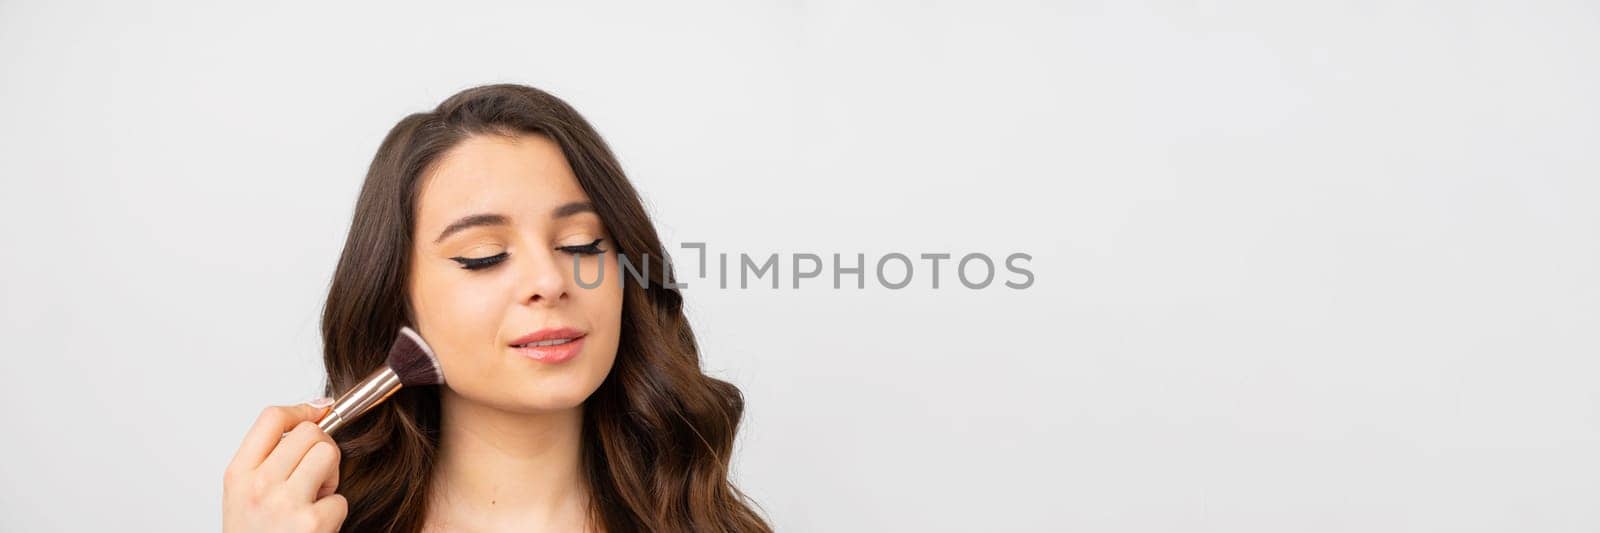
[407,133,622,413]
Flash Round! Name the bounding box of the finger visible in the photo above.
[311,494,349,533]
[288,441,341,501]
[228,404,330,473]
[260,420,333,482]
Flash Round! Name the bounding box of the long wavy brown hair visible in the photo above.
[318,84,771,532]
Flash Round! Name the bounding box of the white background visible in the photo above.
[2,1,1597,531]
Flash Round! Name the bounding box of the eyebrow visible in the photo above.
[433,201,596,244]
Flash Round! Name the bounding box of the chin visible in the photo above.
[502,377,601,412]
[515,395,588,412]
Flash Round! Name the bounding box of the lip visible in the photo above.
[509,327,587,364]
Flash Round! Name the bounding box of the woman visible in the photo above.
[223,84,772,532]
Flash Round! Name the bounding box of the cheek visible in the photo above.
[411,272,507,381]
[585,271,625,358]
[588,256,625,355]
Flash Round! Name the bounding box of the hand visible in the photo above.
[223,401,348,533]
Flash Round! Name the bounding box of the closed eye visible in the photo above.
[557,238,606,256]
[450,251,508,271]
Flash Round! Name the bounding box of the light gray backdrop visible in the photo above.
[1,1,1596,531]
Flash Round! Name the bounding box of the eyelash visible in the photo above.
[449,239,607,271]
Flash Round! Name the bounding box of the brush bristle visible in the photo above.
[387,326,445,386]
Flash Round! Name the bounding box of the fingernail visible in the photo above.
[305,396,335,408]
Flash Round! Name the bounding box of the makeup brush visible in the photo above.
[316,326,444,434]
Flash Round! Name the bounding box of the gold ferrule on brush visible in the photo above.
[317,365,402,435]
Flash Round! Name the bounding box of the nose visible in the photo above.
[519,248,569,305]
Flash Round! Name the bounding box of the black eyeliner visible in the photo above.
[450,251,508,270]
[557,238,606,255]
